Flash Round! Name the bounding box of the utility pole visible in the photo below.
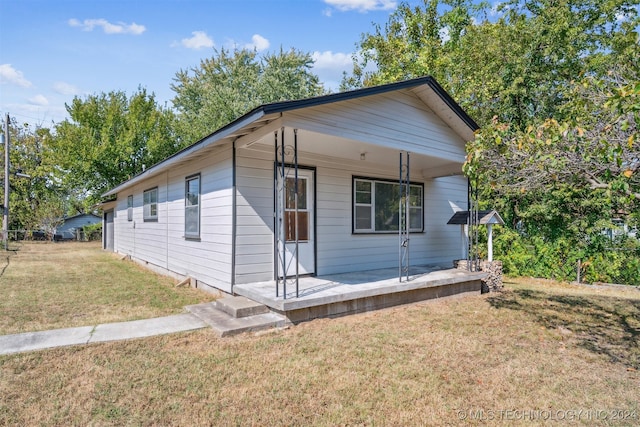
[3,113,9,250]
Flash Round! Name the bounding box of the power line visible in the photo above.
[0,110,65,126]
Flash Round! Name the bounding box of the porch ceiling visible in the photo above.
[300,129,464,179]
[245,128,465,179]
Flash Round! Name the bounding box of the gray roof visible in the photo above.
[447,210,504,225]
[103,76,478,198]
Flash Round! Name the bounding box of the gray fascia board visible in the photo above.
[258,76,479,132]
[425,78,479,131]
[102,110,265,197]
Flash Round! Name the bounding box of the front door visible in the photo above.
[277,168,315,277]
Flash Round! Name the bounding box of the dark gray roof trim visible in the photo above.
[255,76,479,131]
[102,76,477,198]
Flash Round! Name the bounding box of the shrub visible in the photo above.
[82,222,102,241]
[493,227,639,286]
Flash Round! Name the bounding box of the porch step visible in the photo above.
[185,302,285,337]
[215,295,269,318]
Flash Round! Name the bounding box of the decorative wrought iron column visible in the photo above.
[467,178,480,271]
[399,152,410,282]
[274,127,300,298]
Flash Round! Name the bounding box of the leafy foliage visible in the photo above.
[465,71,639,209]
[49,88,179,205]
[349,0,639,128]
[2,121,67,233]
[493,227,640,285]
[172,47,325,143]
[5,47,326,230]
[81,222,103,241]
[346,0,640,284]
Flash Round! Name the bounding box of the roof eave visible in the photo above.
[101,109,266,197]
[102,76,478,199]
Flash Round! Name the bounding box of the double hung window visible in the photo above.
[185,175,200,238]
[143,188,158,221]
[127,195,133,221]
[353,178,423,233]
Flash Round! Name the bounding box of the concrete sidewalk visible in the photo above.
[0,313,208,356]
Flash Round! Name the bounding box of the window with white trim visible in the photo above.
[127,195,133,221]
[353,178,423,233]
[185,175,200,238]
[143,187,158,221]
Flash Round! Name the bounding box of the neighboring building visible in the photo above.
[605,218,638,240]
[55,213,102,241]
[101,76,479,295]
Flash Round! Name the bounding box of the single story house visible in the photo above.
[55,213,102,241]
[101,76,479,297]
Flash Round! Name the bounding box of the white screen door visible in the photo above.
[277,169,315,277]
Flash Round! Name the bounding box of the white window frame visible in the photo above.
[185,174,200,239]
[127,195,133,221]
[143,187,158,222]
[353,177,424,234]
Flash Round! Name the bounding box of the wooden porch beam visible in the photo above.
[421,163,464,179]
[235,117,284,149]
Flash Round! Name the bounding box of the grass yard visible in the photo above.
[0,241,215,334]
[1,272,639,425]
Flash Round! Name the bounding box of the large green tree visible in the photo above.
[1,119,67,236]
[347,0,638,128]
[172,47,326,143]
[345,0,640,284]
[50,88,178,205]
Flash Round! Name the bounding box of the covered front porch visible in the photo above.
[234,264,486,323]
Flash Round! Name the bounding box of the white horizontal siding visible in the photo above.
[113,144,234,293]
[314,161,466,274]
[113,196,134,257]
[233,144,466,280]
[284,90,466,163]
[423,176,468,263]
[234,148,275,284]
[112,176,169,269]
[166,146,233,292]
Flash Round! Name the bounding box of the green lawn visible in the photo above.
[0,241,215,334]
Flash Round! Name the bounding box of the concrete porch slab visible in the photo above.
[233,265,487,323]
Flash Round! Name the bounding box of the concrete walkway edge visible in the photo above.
[0,313,208,356]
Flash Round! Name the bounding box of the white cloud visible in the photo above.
[28,94,49,106]
[68,18,146,35]
[616,12,628,22]
[323,0,397,13]
[244,34,270,52]
[180,31,214,50]
[311,51,354,91]
[490,2,509,17]
[312,51,352,70]
[0,64,33,88]
[53,81,80,96]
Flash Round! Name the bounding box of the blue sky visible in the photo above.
[0,0,425,126]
